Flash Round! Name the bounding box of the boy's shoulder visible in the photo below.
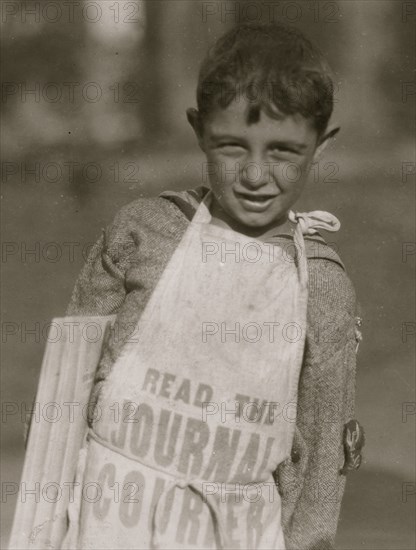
[105,192,191,241]
[304,236,357,317]
[108,187,208,229]
[110,195,177,226]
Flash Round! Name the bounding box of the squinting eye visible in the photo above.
[272,147,294,154]
[219,144,243,150]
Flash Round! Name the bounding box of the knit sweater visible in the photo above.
[67,186,360,550]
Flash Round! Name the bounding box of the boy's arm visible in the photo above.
[276,263,363,550]
[66,223,133,316]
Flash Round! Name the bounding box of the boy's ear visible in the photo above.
[313,125,340,160]
[186,108,205,150]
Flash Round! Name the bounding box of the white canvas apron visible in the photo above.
[63,192,340,550]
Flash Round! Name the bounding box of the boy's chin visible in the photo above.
[229,210,289,234]
[235,205,289,226]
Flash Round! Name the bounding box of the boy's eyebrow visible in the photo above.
[208,133,246,142]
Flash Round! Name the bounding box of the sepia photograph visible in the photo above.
[1,1,415,549]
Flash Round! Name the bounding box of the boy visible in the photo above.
[65,22,364,549]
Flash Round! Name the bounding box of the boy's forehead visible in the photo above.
[204,99,317,142]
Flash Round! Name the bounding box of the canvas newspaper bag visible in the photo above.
[61,192,340,550]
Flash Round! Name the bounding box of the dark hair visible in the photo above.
[197,22,334,136]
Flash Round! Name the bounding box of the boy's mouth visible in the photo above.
[234,190,279,212]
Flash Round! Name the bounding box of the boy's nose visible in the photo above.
[239,157,271,189]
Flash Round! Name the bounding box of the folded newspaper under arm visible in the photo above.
[9,316,116,550]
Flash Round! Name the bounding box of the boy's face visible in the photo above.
[190,99,324,234]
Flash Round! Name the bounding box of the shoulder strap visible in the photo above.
[304,237,345,269]
[160,186,209,220]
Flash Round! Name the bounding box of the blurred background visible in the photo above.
[1,0,415,547]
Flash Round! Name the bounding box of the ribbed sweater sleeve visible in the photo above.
[66,230,127,316]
